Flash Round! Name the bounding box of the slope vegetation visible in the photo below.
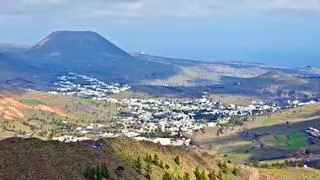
[1,137,315,180]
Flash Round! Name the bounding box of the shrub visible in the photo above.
[296,160,304,168]
[252,161,260,168]
[135,156,142,171]
[174,156,181,165]
[163,172,173,180]
[165,164,170,169]
[159,160,164,169]
[145,154,153,163]
[83,164,111,180]
[116,166,125,177]
[101,164,111,179]
[153,153,159,166]
[194,167,206,180]
[183,172,191,180]
[217,171,223,180]
[232,168,240,176]
[208,170,216,180]
[145,163,152,175]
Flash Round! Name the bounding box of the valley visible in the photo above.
[0,30,320,180]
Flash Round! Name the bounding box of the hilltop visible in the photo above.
[27,31,131,61]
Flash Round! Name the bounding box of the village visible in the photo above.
[49,73,320,146]
[50,72,131,97]
[53,95,318,146]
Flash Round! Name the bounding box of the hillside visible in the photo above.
[0,53,31,80]
[1,137,318,180]
[249,71,308,85]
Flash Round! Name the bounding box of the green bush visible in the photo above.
[163,172,173,180]
[194,167,206,180]
[183,172,191,180]
[153,153,159,166]
[174,156,181,166]
[232,168,240,176]
[208,170,216,180]
[135,156,142,171]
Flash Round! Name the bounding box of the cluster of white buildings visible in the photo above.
[306,127,320,138]
[114,96,281,134]
[50,72,131,97]
[53,95,284,146]
[48,75,320,146]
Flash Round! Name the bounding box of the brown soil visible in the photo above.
[0,94,75,120]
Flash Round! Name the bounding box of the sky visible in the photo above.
[1,0,320,67]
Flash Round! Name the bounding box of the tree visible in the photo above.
[174,156,181,166]
[232,168,240,176]
[217,171,223,180]
[194,167,201,179]
[194,167,207,180]
[83,168,95,180]
[101,164,111,179]
[208,170,216,180]
[159,160,164,169]
[153,153,159,166]
[183,173,191,180]
[145,154,153,163]
[95,165,102,180]
[135,156,142,172]
[296,160,304,168]
[163,172,173,180]
[284,160,290,167]
[145,163,152,179]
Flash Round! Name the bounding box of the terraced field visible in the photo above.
[192,104,320,163]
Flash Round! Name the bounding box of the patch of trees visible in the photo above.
[83,163,111,180]
[136,153,240,180]
[135,153,167,179]
[251,159,304,168]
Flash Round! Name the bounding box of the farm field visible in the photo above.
[192,104,320,163]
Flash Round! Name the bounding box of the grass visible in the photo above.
[287,132,309,151]
[20,99,43,107]
[260,118,274,124]
[259,167,320,180]
[260,132,309,152]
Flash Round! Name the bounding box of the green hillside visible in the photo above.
[1,137,319,180]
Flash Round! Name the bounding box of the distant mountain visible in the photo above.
[0,43,29,53]
[27,31,131,61]
[22,31,178,84]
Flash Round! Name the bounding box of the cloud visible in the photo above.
[0,0,320,23]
